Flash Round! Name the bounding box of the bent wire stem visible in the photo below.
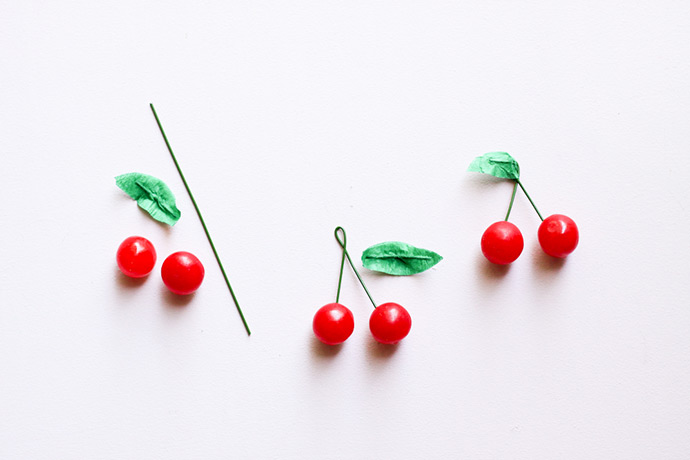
[334,227,377,309]
[150,103,251,336]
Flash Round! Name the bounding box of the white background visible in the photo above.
[1,1,689,459]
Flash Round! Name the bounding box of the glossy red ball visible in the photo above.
[369,302,412,344]
[481,221,524,265]
[116,236,157,278]
[161,251,205,295]
[313,303,355,345]
[538,214,579,258]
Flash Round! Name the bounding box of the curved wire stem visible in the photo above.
[150,103,251,336]
[504,181,518,221]
[334,227,377,309]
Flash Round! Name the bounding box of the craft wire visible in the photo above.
[150,103,251,336]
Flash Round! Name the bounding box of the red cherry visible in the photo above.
[538,214,579,258]
[161,251,205,295]
[313,303,354,345]
[369,302,411,344]
[116,236,157,278]
[481,221,524,265]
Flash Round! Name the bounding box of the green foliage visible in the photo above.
[362,241,443,276]
[116,172,181,226]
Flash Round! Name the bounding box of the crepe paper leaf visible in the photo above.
[468,151,520,180]
[361,242,443,276]
[115,172,181,226]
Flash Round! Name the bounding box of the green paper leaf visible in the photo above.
[115,172,181,226]
[468,151,520,180]
[361,242,443,276]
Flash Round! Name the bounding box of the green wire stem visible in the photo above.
[150,103,251,336]
[504,181,518,221]
[335,227,348,304]
[516,179,544,221]
[334,227,377,309]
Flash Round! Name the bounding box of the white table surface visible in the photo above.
[2,1,689,459]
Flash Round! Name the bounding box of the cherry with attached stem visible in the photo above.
[481,182,524,265]
[312,227,412,345]
[516,178,579,259]
[312,227,357,345]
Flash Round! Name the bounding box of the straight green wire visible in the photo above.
[150,103,251,336]
[516,179,544,221]
[334,227,377,309]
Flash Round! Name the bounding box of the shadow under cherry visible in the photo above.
[310,335,345,360]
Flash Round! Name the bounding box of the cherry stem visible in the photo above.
[504,181,518,221]
[334,227,377,309]
[150,103,251,336]
[335,228,347,304]
[516,179,543,221]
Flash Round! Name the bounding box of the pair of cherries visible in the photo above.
[480,174,579,264]
[116,236,204,295]
[313,227,412,345]
[482,214,579,264]
[314,302,411,345]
